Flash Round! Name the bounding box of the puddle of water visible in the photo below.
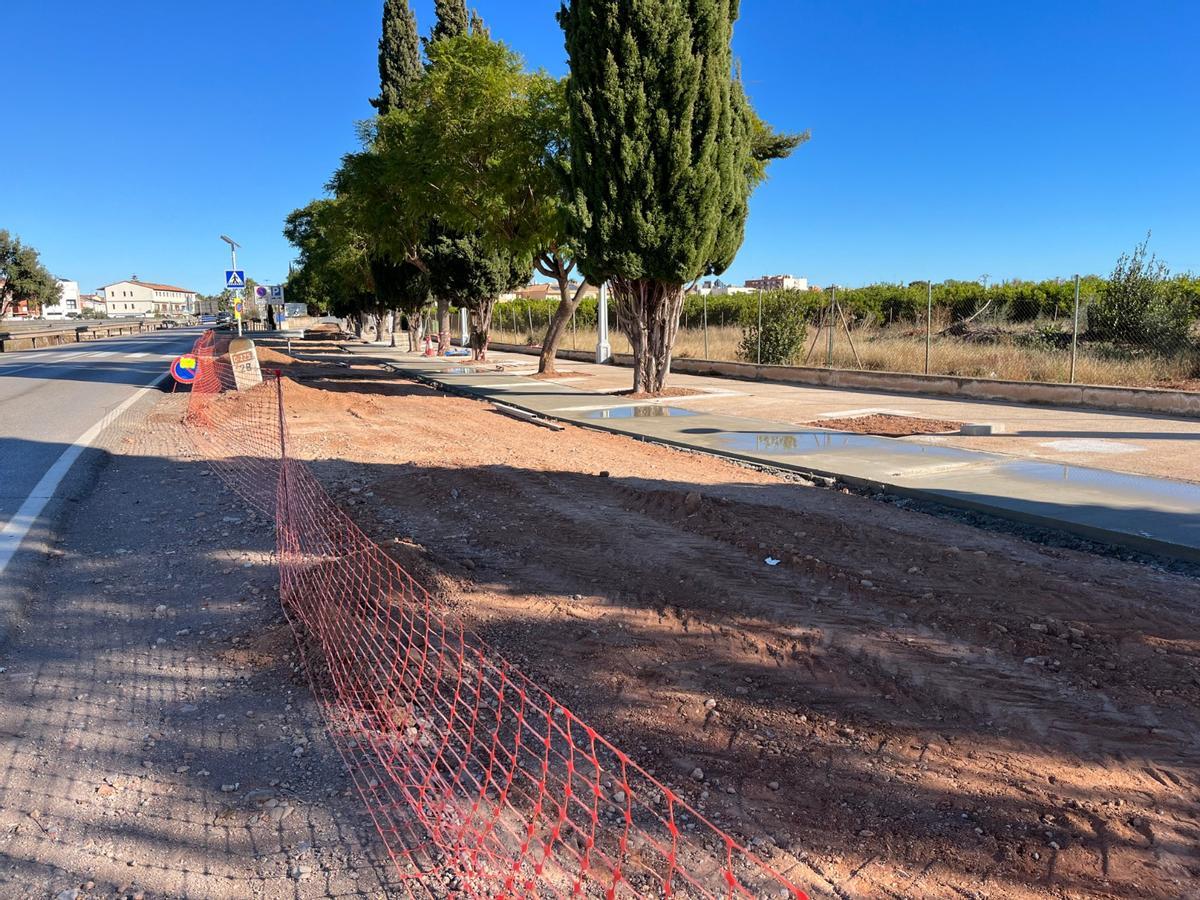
[583,405,699,420]
[714,430,983,459]
[1002,460,1200,504]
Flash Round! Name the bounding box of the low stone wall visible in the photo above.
[486,341,1200,419]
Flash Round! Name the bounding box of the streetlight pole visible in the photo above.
[220,235,242,336]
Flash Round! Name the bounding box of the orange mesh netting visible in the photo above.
[184,331,809,898]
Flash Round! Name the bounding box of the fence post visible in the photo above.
[1070,274,1081,384]
[756,288,763,365]
[925,280,933,375]
[827,287,836,368]
[526,303,533,337]
[702,293,709,360]
[276,373,287,461]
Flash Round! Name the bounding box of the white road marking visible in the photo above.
[0,372,169,579]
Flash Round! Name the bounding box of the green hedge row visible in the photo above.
[488,275,1200,334]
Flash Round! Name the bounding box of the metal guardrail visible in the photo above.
[0,320,180,352]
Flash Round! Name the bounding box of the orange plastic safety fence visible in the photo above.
[185,333,809,899]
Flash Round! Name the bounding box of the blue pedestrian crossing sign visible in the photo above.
[226,270,246,289]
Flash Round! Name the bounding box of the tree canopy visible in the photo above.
[557,0,801,390]
[430,0,469,43]
[370,0,422,115]
[285,0,801,384]
[0,229,60,318]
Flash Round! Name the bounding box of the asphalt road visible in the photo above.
[0,327,203,577]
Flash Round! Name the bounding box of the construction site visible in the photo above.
[177,331,1200,897]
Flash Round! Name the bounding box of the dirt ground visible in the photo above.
[0,394,395,899]
[804,414,963,437]
[247,346,1200,899]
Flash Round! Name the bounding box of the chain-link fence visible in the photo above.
[485,275,1200,391]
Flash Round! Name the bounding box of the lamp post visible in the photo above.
[220,235,242,336]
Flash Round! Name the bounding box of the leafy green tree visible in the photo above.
[371,257,431,349]
[370,0,423,116]
[0,230,60,318]
[426,228,529,359]
[559,0,803,392]
[284,199,376,334]
[1089,235,1192,348]
[369,34,582,368]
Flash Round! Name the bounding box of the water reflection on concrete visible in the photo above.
[583,405,700,420]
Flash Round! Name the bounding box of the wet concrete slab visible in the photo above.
[365,351,1200,561]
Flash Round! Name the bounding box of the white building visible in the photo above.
[745,274,809,292]
[42,279,81,319]
[100,279,197,318]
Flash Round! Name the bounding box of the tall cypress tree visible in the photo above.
[367,0,426,345]
[370,0,422,115]
[559,0,800,393]
[430,0,469,42]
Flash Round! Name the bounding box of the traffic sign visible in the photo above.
[226,270,246,289]
[234,299,245,319]
[269,285,284,300]
[255,285,268,299]
[170,354,199,385]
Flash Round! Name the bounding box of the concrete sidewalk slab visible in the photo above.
[421,346,1200,482]
[340,345,1200,562]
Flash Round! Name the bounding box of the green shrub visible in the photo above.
[1088,236,1193,349]
[738,293,808,365]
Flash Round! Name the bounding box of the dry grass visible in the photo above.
[489,323,1199,390]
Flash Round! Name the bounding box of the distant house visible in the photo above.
[745,274,809,293]
[0,279,35,318]
[42,279,81,319]
[511,281,601,303]
[80,293,107,314]
[100,278,197,317]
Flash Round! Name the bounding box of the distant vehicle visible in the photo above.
[199,314,218,325]
[215,313,232,326]
[160,319,178,329]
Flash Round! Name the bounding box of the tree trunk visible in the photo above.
[469,299,496,361]
[389,309,398,348]
[537,262,589,375]
[610,276,686,394]
[436,298,451,356]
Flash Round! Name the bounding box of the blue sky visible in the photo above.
[3,1,1197,295]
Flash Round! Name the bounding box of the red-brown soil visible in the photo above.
[259,364,1200,898]
[809,413,963,436]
